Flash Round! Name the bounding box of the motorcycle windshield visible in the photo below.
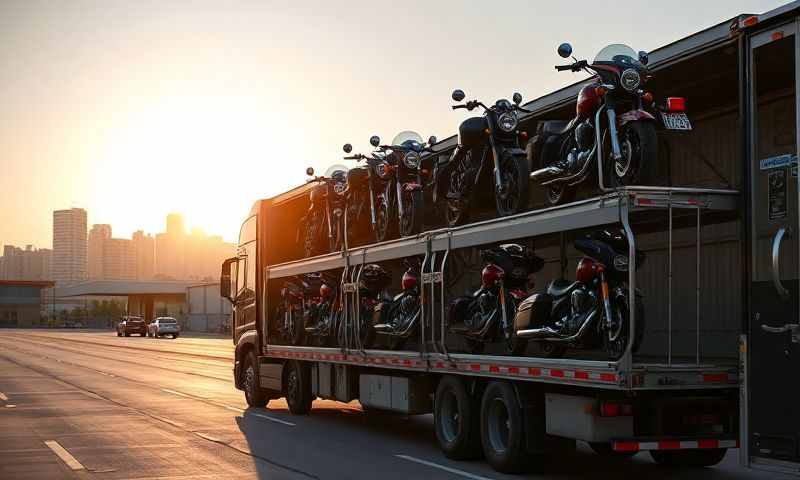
[391,130,424,151]
[593,44,642,68]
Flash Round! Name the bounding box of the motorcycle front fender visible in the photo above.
[617,109,656,127]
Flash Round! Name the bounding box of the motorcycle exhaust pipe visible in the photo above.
[530,166,564,183]
[516,309,598,343]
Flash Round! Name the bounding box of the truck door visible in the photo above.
[748,21,800,470]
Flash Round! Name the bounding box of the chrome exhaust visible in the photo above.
[516,308,597,342]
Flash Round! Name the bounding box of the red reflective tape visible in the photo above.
[489,365,500,373]
[637,198,654,205]
[508,366,520,374]
[470,364,482,372]
[613,442,639,452]
[528,367,541,376]
[703,373,728,383]
[403,359,412,366]
[658,441,681,450]
[697,439,719,449]
[550,369,565,378]
[435,362,444,369]
[574,371,589,380]
[600,373,617,382]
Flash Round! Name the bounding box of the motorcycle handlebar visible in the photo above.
[555,64,572,71]
[452,104,467,110]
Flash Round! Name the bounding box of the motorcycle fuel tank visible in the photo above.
[458,116,489,147]
[576,84,602,119]
[481,263,505,288]
[575,257,599,284]
[401,271,418,291]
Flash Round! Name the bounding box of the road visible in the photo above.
[0,329,789,480]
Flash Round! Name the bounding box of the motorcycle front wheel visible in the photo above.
[495,153,530,217]
[613,121,658,187]
[286,305,305,346]
[374,198,396,243]
[399,190,424,237]
[545,183,576,206]
[603,293,645,360]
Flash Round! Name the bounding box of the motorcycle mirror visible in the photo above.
[451,89,465,102]
[343,143,352,154]
[557,42,573,58]
[512,92,522,105]
[369,135,381,147]
[638,50,649,65]
[428,135,437,146]
[305,167,314,176]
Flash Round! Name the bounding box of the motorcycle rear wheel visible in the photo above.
[286,305,304,346]
[495,153,530,217]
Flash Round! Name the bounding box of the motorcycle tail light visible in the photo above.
[519,131,528,141]
[641,92,653,104]
[666,97,686,112]
[600,402,633,417]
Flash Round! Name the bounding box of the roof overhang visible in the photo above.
[54,280,196,298]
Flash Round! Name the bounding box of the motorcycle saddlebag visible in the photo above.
[514,293,552,331]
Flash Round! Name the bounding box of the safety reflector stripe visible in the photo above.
[612,439,739,452]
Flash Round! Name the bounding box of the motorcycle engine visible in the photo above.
[574,121,595,151]
[564,288,596,334]
[466,292,496,331]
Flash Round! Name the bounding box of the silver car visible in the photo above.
[148,317,180,339]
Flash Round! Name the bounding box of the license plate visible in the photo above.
[661,112,692,131]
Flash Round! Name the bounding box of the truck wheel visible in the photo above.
[650,448,727,467]
[434,376,482,460]
[480,381,527,473]
[284,360,312,415]
[243,351,267,407]
[117,331,122,337]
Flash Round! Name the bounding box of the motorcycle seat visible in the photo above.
[540,118,578,137]
[547,278,578,298]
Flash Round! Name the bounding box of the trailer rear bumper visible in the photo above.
[612,437,739,452]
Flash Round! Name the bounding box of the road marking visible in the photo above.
[6,404,16,408]
[195,432,225,443]
[395,454,496,480]
[249,412,296,426]
[80,391,103,400]
[0,391,6,401]
[161,388,191,398]
[44,440,85,471]
[150,415,186,428]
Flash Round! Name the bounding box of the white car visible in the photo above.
[148,317,180,339]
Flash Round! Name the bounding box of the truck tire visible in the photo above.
[284,360,312,415]
[480,381,527,473]
[434,376,481,460]
[650,448,727,467]
[243,351,268,408]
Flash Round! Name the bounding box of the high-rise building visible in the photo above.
[88,224,112,279]
[52,208,87,286]
[102,238,136,280]
[132,230,155,280]
[155,213,186,279]
[0,245,52,281]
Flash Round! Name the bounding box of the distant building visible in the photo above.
[0,280,54,327]
[156,213,186,279]
[52,208,87,286]
[103,238,136,280]
[132,230,155,280]
[0,245,51,281]
[88,224,112,279]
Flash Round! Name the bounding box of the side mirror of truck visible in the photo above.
[220,257,237,302]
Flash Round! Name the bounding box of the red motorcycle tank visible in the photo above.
[481,264,505,288]
[401,271,418,291]
[576,84,602,119]
[319,283,334,298]
[575,257,598,283]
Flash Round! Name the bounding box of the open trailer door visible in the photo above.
[747,19,800,473]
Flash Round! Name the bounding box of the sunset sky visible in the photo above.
[0,0,787,247]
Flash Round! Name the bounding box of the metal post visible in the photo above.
[668,199,673,366]
[619,195,636,388]
[595,106,614,193]
[440,232,452,359]
[421,241,432,355]
[696,205,701,365]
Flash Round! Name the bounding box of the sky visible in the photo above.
[0,0,788,248]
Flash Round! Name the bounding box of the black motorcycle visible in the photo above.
[448,244,544,355]
[341,137,394,246]
[298,167,348,257]
[513,229,645,360]
[437,90,532,227]
[345,263,391,350]
[372,258,421,350]
[529,43,684,205]
[275,273,321,346]
[302,271,342,347]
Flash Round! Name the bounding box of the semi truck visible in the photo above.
[221,2,800,475]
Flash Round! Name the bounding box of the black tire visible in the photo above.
[544,183,577,206]
[531,342,567,359]
[480,381,528,473]
[117,331,122,337]
[284,360,312,415]
[286,304,305,346]
[358,309,375,350]
[243,351,268,407]
[650,448,727,468]
[434,376,482,460]
[399,189,424,237]
[613,121,658,187]
[495,153,530,217]
[374,196,396,243]
[589,442,637,458]
[173,334,179,339]
[603,292,645,360]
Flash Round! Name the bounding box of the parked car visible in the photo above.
[148,317,180,339]
[116,316,146,337]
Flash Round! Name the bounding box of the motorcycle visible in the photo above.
[298,167,348,257]
[302,271,343,347]
[372,258,421,350]
[436,89,531,227]
[341,139,384,247]
[345,263,392,350]
[513,229,645,360]
[530,43,688,205]
[275,273,325,346]
[448,244,544,355]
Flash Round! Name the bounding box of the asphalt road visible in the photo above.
[0,329,791,480]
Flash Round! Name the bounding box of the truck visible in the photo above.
[221,2,800,475]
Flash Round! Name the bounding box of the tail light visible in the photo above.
[599,402,633,417]
[519,131,528,142]
[666,97,686,112]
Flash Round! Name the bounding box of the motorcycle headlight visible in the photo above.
[620,69,641,92]
[403,151,421,169]
[497,111,518,132]
[613,255,629,271]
